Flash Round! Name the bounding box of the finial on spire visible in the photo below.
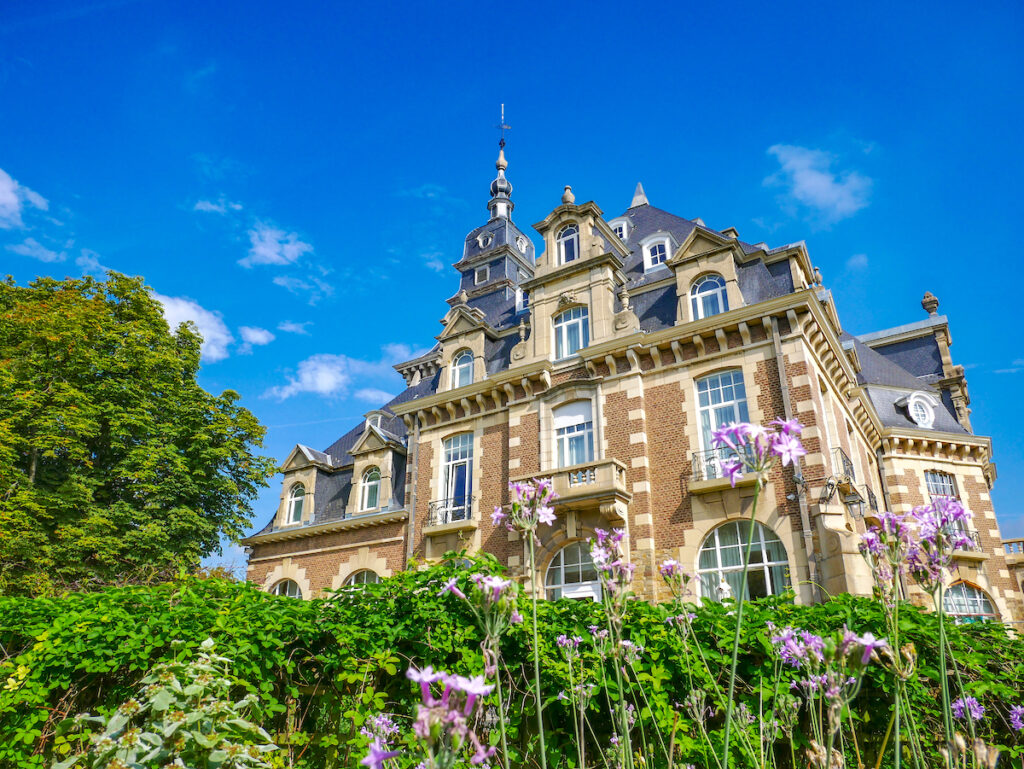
[630,182,649,208]
[562,185,575,205]
[496,103,511,150]
[922,291,939,316]
[488,105,514,220]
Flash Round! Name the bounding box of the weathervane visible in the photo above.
[497,103,511,149]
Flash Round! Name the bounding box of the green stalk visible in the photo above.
[493,660,510,769]
[894,595,901,769]
[721,478,763,768]
[936,586,953,746]
[527,536,548,769]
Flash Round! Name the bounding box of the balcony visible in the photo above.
[512,459,630,520]
[952,528,987,562]
[1004,538,1024,567]
[690,446,758,493]
[424,497,478,535]
[832,447,856,484]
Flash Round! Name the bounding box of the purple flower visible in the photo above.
[659,559,682,578]
[952,696,985,721]
[856,632,887,665]
[510,609,523,624]
[537,505,556,526]
[771,418,803,435]
[471,574,512,603]
[711,423,745,452]
[439,577,466,600]
[771,432,806,467]
[491,506,507,526]
[1009,704,1024,732]
[361,740,401,769]
[718,456,744,487]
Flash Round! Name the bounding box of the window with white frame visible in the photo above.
[475,265,489,284]
[516,287,529,313]
[451,350,474,389]
[943,582,997,623]
[545,541,601,600]
[554,401,595,468]
[925,470,958,500]
[690,274,730,319]
[696,370,750,479]
[442,433,473,522]
[908,392,936,428]
[287,483,305,523]
[610,220,628,241]
[553,306,589,360]
[360,467,381,511]
[557,224,579,264]
[272,579,302,598]
[697,521,790,601]
[643,238,670,271]
[345,569,381,586]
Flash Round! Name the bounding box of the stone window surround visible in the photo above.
[430,427,482,519]
[639,231,674,273]
[349,450,395,514]
[331,546,394,590]
[261,557,312,599]
[673,251,745,325]
[275,467,317,528]
[535,382,605,473]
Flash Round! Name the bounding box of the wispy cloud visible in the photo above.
[264,344,421,401]
[995,359,1024,375]
[420,250,446,273]
[194,197,242,214]
[846,253,869,270]
[401,183,455,201]
[355,387,396,404]
[0,167,48,229]
[278,320,312,335]
[6,237,64,262]
[185,61,218,93]
[764,144,872,226]
[237,325,275,355]
[272,275,334,306]
[76,249,109,274]
[152,292,234,362]
[241,221,314,267]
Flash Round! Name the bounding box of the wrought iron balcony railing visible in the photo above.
[832,447,856,483]
[865,485,879,513]
[427,496,475,527]
[691,445,756,483]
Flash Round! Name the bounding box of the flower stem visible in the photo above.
[493,660,511,769]
[527,536,548,769]
[721,478,762,768]
[935,586,953,746]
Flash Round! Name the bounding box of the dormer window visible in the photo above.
[365,411,384,429]
[516,287,530,313]
[477,233,493,249]
[475,265,489,285]
[287,483,305,524]
[360,467,381,511]
[451,349,474,389]
[609,219,628,241]
[557,224,579,264]
[907,392,936,428]
[553,306,589,360]
[645,241,668,270]
[690,274,729,320]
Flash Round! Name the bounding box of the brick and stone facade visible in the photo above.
[242,154,1022,625]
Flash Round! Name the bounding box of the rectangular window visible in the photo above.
[925,470,958,499]
[474,266,489,284]
[554,401,595,468]
[516,287,529,313]
[443,433,473,522]
[696,370,750,480]
[554,306,589,360]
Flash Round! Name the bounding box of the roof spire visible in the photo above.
[630,182,649,208]
[488,104,513,220]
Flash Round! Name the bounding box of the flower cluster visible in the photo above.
[590,528,635,600]
[711,418,806,487]
[439,573,521,676]
[952,696,985,722]
[360,713,400,745]
[860,497,975,593]
[402,666,496,767]
[491,479,557,540]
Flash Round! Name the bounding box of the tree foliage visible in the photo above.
[1,558,1021,768]
[0,273,277,594]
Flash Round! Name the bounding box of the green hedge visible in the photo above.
[1,556,1022,768]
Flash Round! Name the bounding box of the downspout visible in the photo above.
[874,444,909,597]
[771,316,822,603]
[405,417,420,566]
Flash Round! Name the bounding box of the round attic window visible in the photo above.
[477,233,493,249]
[908,393,935,428]
[516,235,528,253]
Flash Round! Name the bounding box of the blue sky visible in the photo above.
[3,0,1023,565]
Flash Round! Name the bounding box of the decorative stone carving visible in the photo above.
[613,285,639,332]
[922,291,939,316]
[557,291,577,308]
[510,318,529,362]
[561,185,575,205]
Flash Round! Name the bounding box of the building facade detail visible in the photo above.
[243,150,1022,625]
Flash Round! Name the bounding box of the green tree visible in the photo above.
[0,272,277,594]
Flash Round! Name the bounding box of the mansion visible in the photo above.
[242,149,1024,624]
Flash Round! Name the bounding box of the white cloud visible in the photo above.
[240,221,313,267]
[401,183,450,200]
[421,250,446,273]
[355,387,396,404]
[6,237,65,262]
[76,249,109,275]
[765,144,872,225]
[152,292,234,362]
[846,253,869,270]
[272,274,334,305]
[194,197,242,214]
[237,325,275,355]
[277,320,312,335]
[264,345,416,401]
[0,168,48,229]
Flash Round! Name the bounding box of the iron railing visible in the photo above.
[427,496,474,526]
[692,445,755,482]
[865,485,879,513]
[832,447,856,482]
[953,528,982,552]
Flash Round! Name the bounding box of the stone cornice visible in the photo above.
[240,510,409,546]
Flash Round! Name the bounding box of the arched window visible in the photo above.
[360,467,381,511]
[287,483,305,523]
[643,236,671,271]
[557,224,579,264]
[345,569,381,586]
[272,579,302,598]
[440,433,473,523]
[554,400,595,467]
[451,350,474,389]
[553,306,589,360]
[695,370,749,480]
[697,521,790,601]
[690,274,729,320]
[944,582,997,624]
[546,541,601,601]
